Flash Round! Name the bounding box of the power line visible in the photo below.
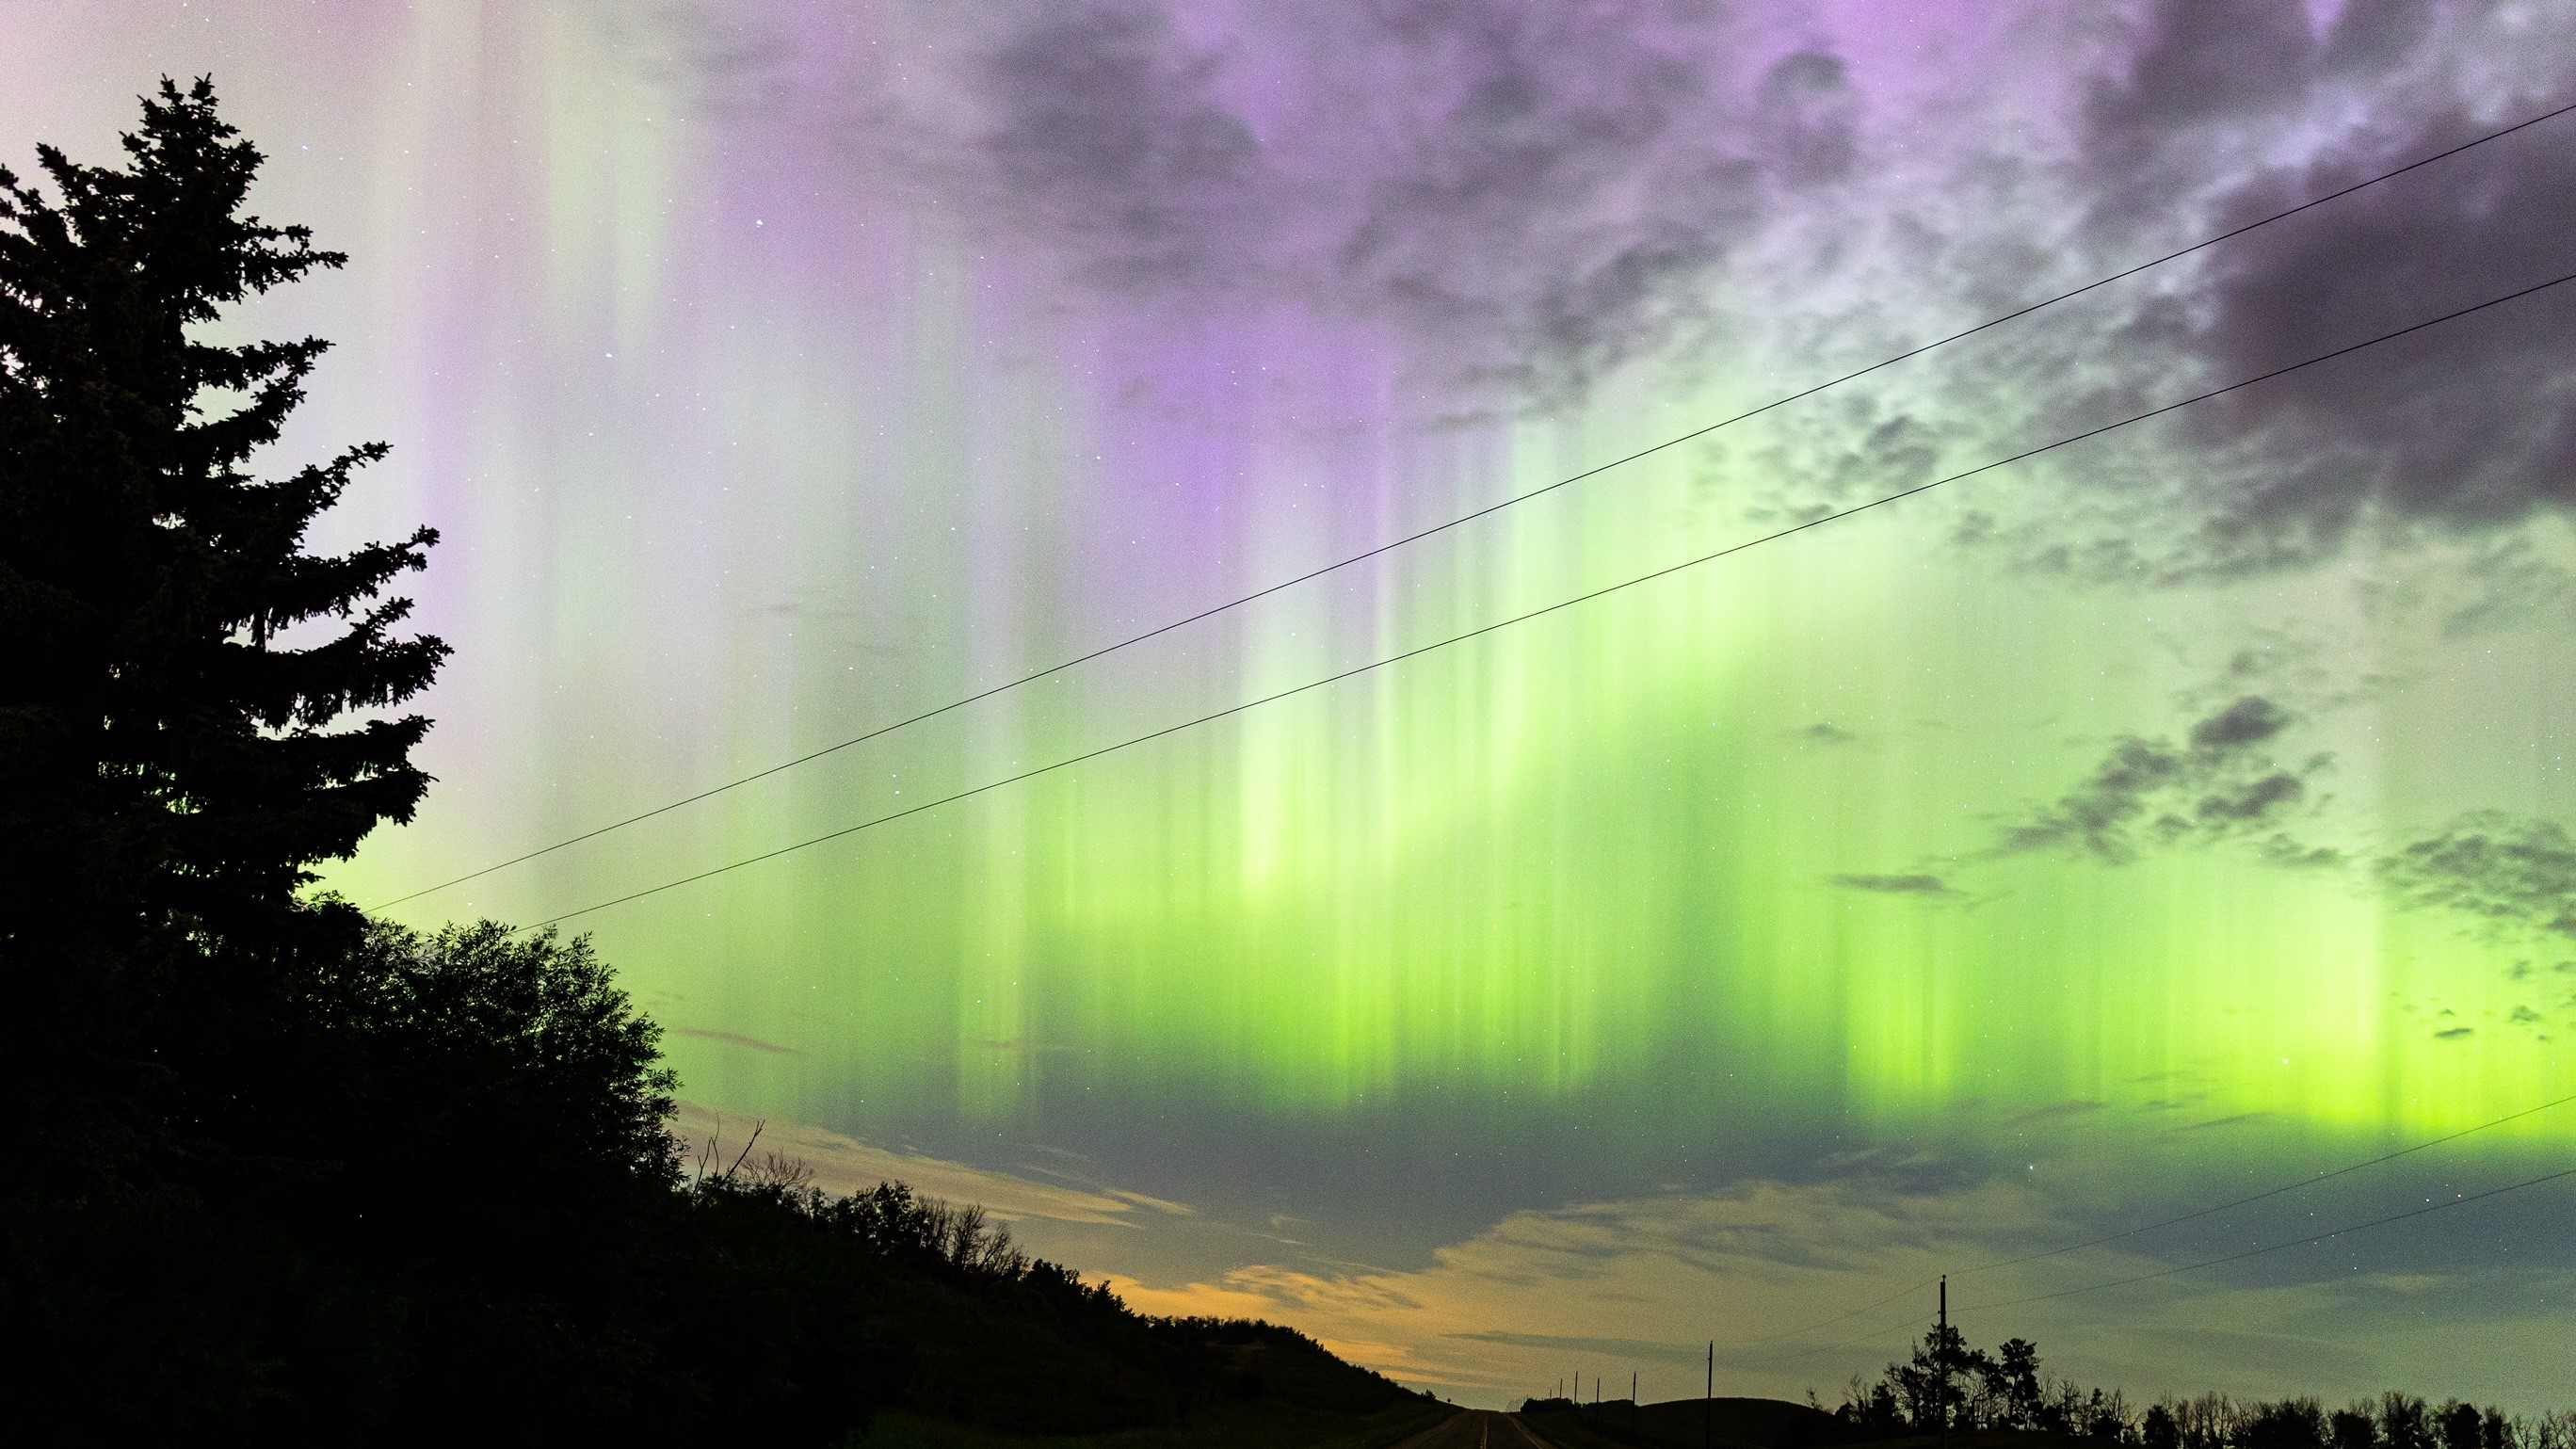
[1954,1088,2576,1277]
[1744,1162,2576,1369]
[1735,1087,2576,1356]
[1965,1163,2576,1312]
[514,270,2576,932]
[372,99,2576,915]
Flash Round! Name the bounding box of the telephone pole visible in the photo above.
[1937,1276,1950,1449]
[1704,1341,1714,1449]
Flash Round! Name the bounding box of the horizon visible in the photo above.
[11,0,2574,1410]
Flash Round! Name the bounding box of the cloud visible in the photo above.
[668,1101,1187,1227]
[1095,1167,2576,1405]
[2177,115,2576,562]
[679,0,1939,396]
[2378,812,2576,939]
[2185,695,2290,752]
[1451,1329,1705,1365]
[961,0,1822,393]
[2041,0,2576,576]
[671,0,2576,571]
[2011,1100,2109,1124]
[1103,1176,2059,1393]
[670,1025,804,1055]
[1998,696,2327,864]
[2085,0,2320,148]
[1834,866,1947,892]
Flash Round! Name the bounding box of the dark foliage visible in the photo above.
[0,74,445,1175]
[1817,1330,2568,1449]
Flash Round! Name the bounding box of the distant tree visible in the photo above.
[2172,1393,2245,1449]
[2483,1408,2514,1449]
[0,76,443,1151]
[2441,1403,2488,1449]
[1889,1323,1989,1431]
[1987,1337,2043,1428]
[2382,1394,2436,1449]
[2333,1404,2385,1449]
[2246,1398,2329,1449]
[2145,1404,2182,1449]
[2082,1388,2131,1442]
[1839,1374,1906,1435]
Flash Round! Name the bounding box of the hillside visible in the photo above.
[675,1173,1455,1447]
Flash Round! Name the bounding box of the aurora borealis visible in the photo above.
[11,0,2576,1409]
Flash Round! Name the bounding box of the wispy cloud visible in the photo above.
[1098,1169,2575,1405]
[670,1025,805,1055]
[668,1102,1189,1228]
[1824,877,1957,896]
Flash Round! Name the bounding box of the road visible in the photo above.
[1393,1409,1563,1449]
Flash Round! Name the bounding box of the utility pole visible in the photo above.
[1632,1371,1637,1405]
[1938,1276,1950,1449]
[1705,1341,1714,1449]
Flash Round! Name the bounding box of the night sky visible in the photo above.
[12,0,2576,1409]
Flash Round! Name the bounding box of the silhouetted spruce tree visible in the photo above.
[0,77,443,1155]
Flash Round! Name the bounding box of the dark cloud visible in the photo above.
[2186,694,2290,752]
[2195,769,2304,824]
[1827,873,1956,897]
[1797,720,1857,745]
[2321,0,2437,75]
[2180,111,2576,558]
[1995,2,2576,578]
[2000,735,2187,861]
[2086,0,2318,144]
[1753,50,1859,186]
[980,6,1264,289]
[1999,696,2326,863]
[2379,812,2576,938]
[886,1,1848,392]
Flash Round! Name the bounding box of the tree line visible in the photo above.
[1834,1327,2575,1449]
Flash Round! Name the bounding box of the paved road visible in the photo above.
[1393,1409,1561,1449]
